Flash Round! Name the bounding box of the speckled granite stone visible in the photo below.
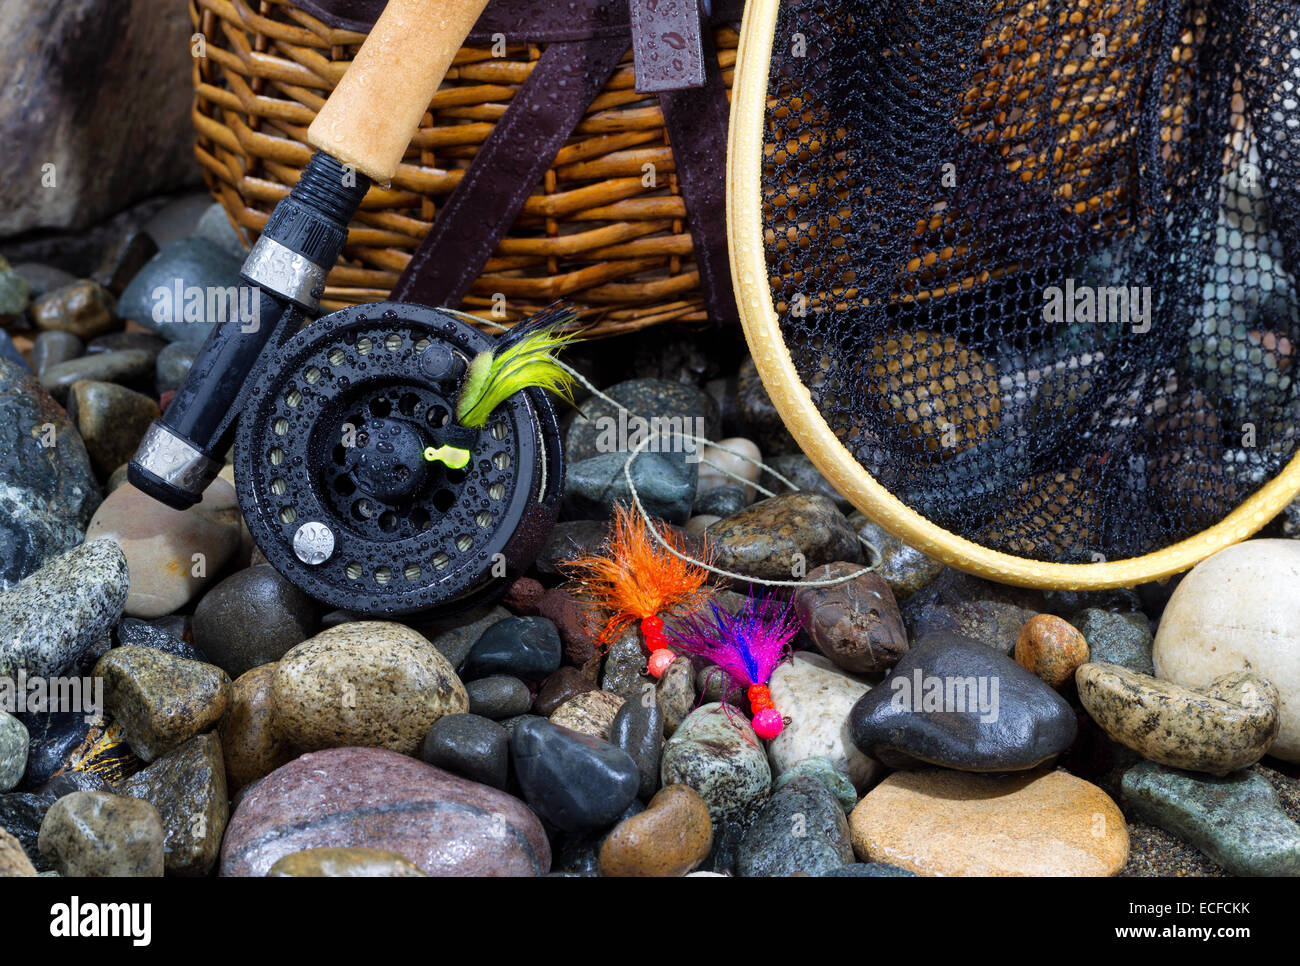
[0,359,101,588]
[706,493,861,580]
[272,621,468,756]
[549,689,625,740]
[0,539,127,679]
[1077,662,1278,775]
[661,703,771,820]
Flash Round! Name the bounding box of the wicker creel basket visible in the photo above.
[190,0,741,336]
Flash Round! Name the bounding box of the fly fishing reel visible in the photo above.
[234,302,563,617]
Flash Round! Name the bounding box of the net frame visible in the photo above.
[725,0,1300,589]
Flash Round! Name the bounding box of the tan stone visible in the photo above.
[1154,540,1300,762]
[599,785,713,877]
[268,847,427,877]
[1077,663,1278,775]
[849,768,1128,876]
[549,689,624,740]
[273,622,468,755]
[220,664,294,790]
[0,827,36,877]
[85,479,242,618]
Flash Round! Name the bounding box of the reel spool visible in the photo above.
[234,302,563,617]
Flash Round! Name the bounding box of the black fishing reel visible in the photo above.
[234,302,563,617]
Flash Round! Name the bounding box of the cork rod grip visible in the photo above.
[307,0,491,182]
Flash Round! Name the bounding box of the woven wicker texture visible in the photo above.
[191,0,737,332]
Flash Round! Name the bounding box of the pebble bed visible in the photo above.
[1,196,1299,878]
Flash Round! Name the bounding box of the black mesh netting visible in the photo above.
[763,0,1300,562]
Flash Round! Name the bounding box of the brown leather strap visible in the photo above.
[630,0,706,92]
[391,33,629,307]
[657,17,739,326]
[294,0,746,41]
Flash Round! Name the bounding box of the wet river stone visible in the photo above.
[0,711,28,792]
[737,357,800,456]
[598,784,713,877]
[1153,540,1300,762]
[850,768,1129,876]
[0,540,128,679]
[0,256,28,325]
[536,586,605,666]
[38,349,154,403]
[0,358,100,588]
[661,703,771,820]
[219,664,293,791]
[95,646,232,762]
[902,568,1047,653]
[420,713,510,790]
[221,747,550,876]
[656,656,695,735]
[794,563,908,672]
[563,451,698,525]
[116,616,205,662]
[466,675,532,719]
[694,485,748,519]
[737,775,855,877]
[155,341,196,394]
[119,732,227,876]
[86,479,242,618]
[535,519,609,577]
[1076,662,1278,775]
[847,514,945,602]
[1121,760,1300,876]
[31,280,116,340]
[418,604,511,669]
[550,689,625,740]
[564,378,720,462]
[38,790,165,877]
[67,380,159,478]
[707,493,861,581]
[461,616,563,682]
[269,847,427,877]
[30,331,83,376]
[1070,608,1153,674]
[849,632,1077,771]
[610,688,664,798]
[512,718,640,831]
[774,755,859,813]
[1015,614,1089,689]
[192,564,320,677]
[760,453,852,511]
[697,437,762,502]
[0,827,36,876]
[273,622,468,756]
[535,666,598,717]
[769,652,878,791]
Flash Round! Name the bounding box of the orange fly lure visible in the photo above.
[563,503,712,676]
